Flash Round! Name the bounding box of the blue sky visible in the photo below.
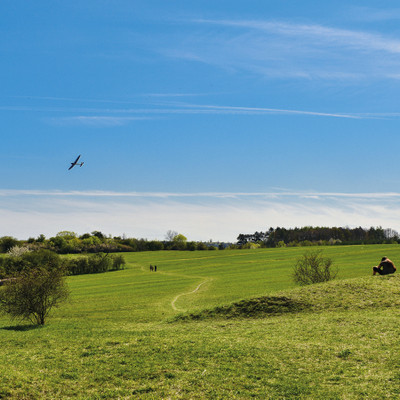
[2,1,400,241]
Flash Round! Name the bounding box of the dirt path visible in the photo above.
[171,280,210,311]
[135,263,212,312]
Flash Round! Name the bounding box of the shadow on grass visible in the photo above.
[173,296,311,322]
[1,324,42,331]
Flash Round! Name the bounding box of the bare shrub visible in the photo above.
[293,250,337,285]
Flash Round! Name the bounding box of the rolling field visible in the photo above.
[1,245,400,399]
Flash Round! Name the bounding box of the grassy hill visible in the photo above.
[1,245,400,398]
[174,273,400,320]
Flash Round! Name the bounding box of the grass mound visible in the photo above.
[174,296,310,321]
[174,274,400,321]
[289,273,400,311]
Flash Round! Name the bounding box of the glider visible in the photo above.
[68,155,84,170]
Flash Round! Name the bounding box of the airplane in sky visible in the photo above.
[68,155,84,170]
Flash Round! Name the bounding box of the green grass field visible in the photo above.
[1,245,400,399]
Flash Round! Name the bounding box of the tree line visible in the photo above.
[0,231,227,255]
[0,249,125,279]
[236,226,399,248]
[0,226,398,256]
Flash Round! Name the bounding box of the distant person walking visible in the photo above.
[373,257,396,275]
[154,265,157,272]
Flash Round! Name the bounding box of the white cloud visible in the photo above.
[1,190,400,241]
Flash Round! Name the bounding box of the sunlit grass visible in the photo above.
[1,245,400,398]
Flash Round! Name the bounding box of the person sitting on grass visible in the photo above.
[373,257,397,275]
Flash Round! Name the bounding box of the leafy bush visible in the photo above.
[242,242,260,249]
[293,250,337,285]
[112,254,126,271]
[196,242,208,251]
[0,249,61,279]
[186,241,197,251]
[66,253,126,275]
[88,253,112,273]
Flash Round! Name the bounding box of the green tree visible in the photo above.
[197,242,208,250]
[186,241,197,251]
[0,251,69,325]
[0,236,19,253]
[91,231,106,240]
[172,234,187,250]
[36,234,46,243]
[56,231,77,240]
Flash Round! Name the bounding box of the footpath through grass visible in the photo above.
[1,245,400,399]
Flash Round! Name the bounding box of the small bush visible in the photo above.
[293,250,337,285]
[112,254,126,271]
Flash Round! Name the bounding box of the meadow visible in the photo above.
[1,245,400,399]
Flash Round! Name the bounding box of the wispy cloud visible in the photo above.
[10,93,217,103]
[46,116,152,127]
[195,19,400,54]
[0,101,382,122]
[349,7,400,22]
[161,18,400,81]
[172,103,362,119]
[6,90,400,124]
